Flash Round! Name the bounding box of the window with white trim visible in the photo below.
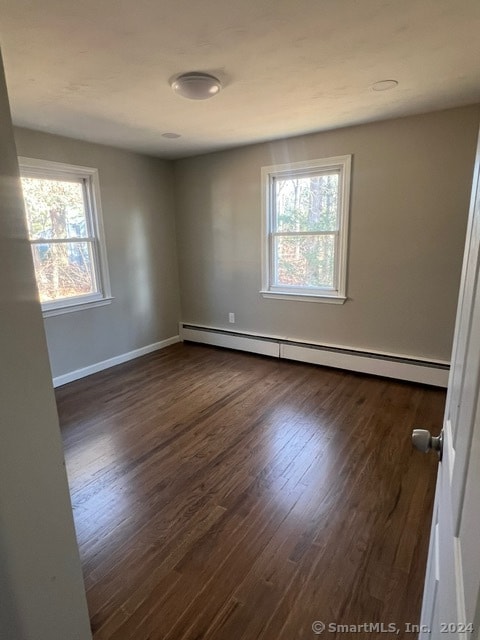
[261,155,351,303]
[19,157,112,316]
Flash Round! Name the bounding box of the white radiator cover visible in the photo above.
[181,324,449,387]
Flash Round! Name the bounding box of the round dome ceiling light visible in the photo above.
[171,72,222,100]
[372,79,399,92]
[161,132,181,139]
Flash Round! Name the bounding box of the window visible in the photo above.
[19,157,112,316]
[261,155,351,303]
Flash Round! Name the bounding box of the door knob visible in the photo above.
[412,429,443,459]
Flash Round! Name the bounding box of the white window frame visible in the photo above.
[261,155,351,304]
[18,157,112,317]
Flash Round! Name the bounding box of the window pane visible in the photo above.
[31,242,97,303]
[275,173,339,232]
[21,177,88,240]
[274,234,335,288]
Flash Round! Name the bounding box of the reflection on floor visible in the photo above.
[57,342,445,640]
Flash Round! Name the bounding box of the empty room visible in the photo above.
[2,1,480,639]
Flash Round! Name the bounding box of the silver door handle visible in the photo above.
[412,429,443,459]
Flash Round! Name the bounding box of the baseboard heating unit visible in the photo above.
[180,324,449,388]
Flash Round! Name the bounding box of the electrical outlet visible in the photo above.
[228,312,235,323]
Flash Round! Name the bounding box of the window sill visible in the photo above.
[260,291,347,304]
[42,296,114,318]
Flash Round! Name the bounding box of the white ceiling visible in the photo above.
[0,0,479,159]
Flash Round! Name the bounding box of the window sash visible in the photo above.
[272,171,341,234]
[271,230,339,237]
[270,232,339,292]
[29,237,97,244]
[270,174,341,290]
[30,239,101,304]
[272,168,340,181]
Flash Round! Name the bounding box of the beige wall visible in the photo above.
[174,105,480,362]
[14,127,180,379]
[0,51,91,639]
[11,105,480,375]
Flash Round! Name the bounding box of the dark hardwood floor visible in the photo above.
[56,343,445,640]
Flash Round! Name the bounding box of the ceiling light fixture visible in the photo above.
[161,132,181,139]
[372,79,399,92]
[171,72,222,100]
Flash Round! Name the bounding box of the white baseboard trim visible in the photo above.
[181,324,449,387]
[52,335,180,388]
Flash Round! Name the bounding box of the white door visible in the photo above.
[416,132,480,639]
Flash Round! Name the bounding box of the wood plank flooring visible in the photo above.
[56,343,445,640]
